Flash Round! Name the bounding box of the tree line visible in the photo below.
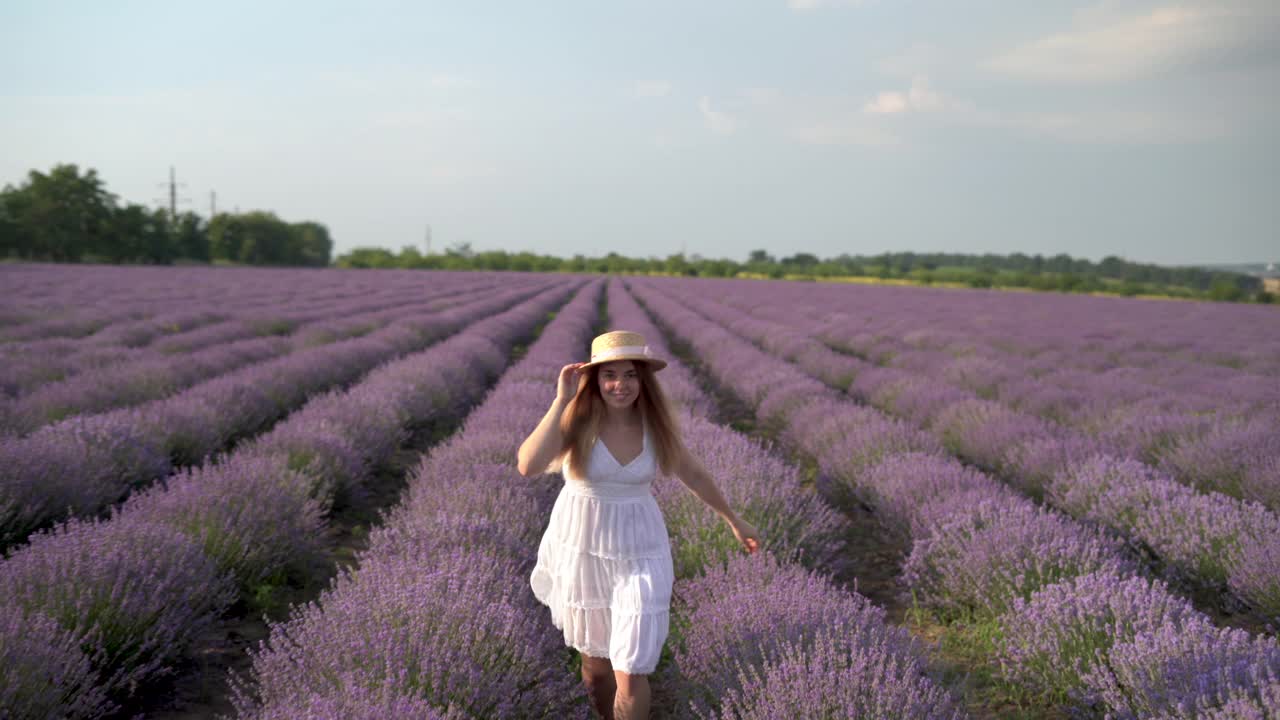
[0,164,332,266]
[3,163,1266,303]
[336,244,1270,304]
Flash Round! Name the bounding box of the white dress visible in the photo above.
[529,422,674,675]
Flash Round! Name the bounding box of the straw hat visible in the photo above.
[581,330,667,371]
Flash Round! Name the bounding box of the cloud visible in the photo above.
[849,71,1227,144]
[863,76,948,114]
[634,80,672,98]
[699,96,737,134]
[981,1,1280,82]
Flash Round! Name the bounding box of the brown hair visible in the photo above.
[558,361,682,478]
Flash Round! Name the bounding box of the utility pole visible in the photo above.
[425,224,432,255]
[209,190,217,217]
[153,166,190,221]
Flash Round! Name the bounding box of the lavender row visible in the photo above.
[668,278,1276,458]
[0,281,512,434]
[230,280,604,719]
[693,279,1279,507]
[0,281,578,719]
[607,281,964,719]
[707,277,1280,395]
[0,281,554,550]
[644,279,1280,621]
[0,263,427,322]
[660,280,1280,712]
[0,274,511,398]
[624,279,1280,718]
[0,277,481,370]
[0,264,396,342]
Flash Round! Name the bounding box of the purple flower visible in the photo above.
[1081,620,1280,719]
[0,602,114,720]
[0,516,236,699]
[901,495,1136,620]
[996,570,1207,708]
[705,626,964,720]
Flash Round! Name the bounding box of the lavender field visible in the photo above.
[1,263,1278,719]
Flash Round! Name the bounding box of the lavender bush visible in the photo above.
[995,570,1209,707]
[0,603,113,720]
[0,516,236,701]
[232,281,601,718]
[856,452,1010,547]
[1049,454,1280,607]
[654,412,849,580]
[236,548,580,718]
[0,283,548,548]
[668,552,926,716]
[116,451,330,589]
[1081,621,1280,719]
[704,629,965,720]
[900,494,1136,620]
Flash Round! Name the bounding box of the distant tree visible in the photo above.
[335,246,398,269]
[663,253,690,276]
[100,203,171,263]
[781,252,820,267]
[2,164,117,261]
[398,245,425,268]
[446,241,474,258]
[1208,276,1245,302]
[0,195,22,258]
[1098,255,1126,277]
[208,211,327,266]
[172,210,210,262]
[290,221,333,267]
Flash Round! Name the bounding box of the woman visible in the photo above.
[517,330,761,720]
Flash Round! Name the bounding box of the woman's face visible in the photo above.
[597,360,640,409]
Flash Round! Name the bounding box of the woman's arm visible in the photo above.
[672,444,760,553]
[516,395,569,477]
[671,444,739,526]
[516,362,584,477]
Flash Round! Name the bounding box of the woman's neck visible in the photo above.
[601,403,640,427]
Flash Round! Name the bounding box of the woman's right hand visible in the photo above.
[556,362,587,403]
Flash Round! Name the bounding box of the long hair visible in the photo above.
[558,361,682,479]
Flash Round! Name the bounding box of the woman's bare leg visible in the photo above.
[613,671,650,720]
[581,654,616,719]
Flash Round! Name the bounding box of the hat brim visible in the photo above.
[581,355,667,372]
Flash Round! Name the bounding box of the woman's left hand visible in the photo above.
[729,517,761,555]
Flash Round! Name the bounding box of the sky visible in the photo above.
[2,0,1278,267]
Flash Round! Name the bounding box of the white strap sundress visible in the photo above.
[529,423,674,675]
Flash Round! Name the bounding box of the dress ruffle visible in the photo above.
[529,542,672,673]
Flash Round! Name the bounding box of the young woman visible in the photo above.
[517,330,761,720]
